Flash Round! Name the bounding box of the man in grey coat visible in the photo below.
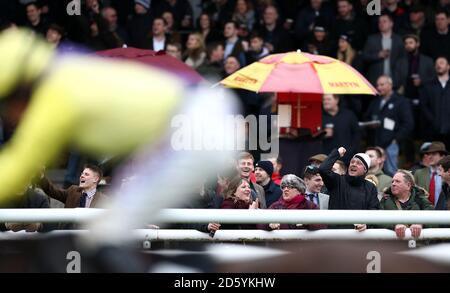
[363,13,405,86]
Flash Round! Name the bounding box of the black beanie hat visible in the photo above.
[255,160,274,177]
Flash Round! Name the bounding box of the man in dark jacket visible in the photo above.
[322,94,360,164]
[420,56,450,147]
[331,0,368,51]
[319,147,380,231]
[294,0,334,48]
[364,75,414,175]
[25,2,49,37]
[420,10,450,61]
[254,160,281,208]
[257,5,293,54]
[393,34,435,101]
[393,34,435,165]
[126,0,154,48]
[437,155,450,210]
[197,42,224,82]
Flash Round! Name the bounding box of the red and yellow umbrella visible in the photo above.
[220,51,377,95]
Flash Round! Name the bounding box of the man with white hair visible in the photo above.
[380,169,433,239]
[319,147,380,230]
[364,75,414,175]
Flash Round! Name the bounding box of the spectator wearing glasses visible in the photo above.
[165,41,182,60]
[260,174,326,231]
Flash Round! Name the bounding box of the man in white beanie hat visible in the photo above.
[352,152,371,174]
[319,147,380,231]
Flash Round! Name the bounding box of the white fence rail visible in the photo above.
[134,228,450,241]
[1,209,450,225]
[1,229,450,241]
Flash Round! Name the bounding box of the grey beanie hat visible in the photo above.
[280,174,306,193]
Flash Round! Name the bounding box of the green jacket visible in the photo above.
[414,167,431,193]
[369,169,392,193]
[380,186,434,229]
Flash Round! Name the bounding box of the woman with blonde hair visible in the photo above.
[184,32,206,69]
[365,173,381,200]
[337,35,356,64]
[336,34,363,72]
[365,174,379,188]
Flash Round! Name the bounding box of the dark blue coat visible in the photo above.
[322,108,361,163]
[261,180,282,208]
[420,78,450,137]
[364,93,414,148]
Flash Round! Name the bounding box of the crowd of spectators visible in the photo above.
[1,0,448,163]
[1,1,450,239]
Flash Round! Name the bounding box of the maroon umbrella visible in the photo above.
[96,47,204,84]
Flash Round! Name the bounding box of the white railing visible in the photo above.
[1,229,450,241]
[134,228,450,241]
[159,209,450,225]
[0,208,103,223]
[1,209,450,225]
